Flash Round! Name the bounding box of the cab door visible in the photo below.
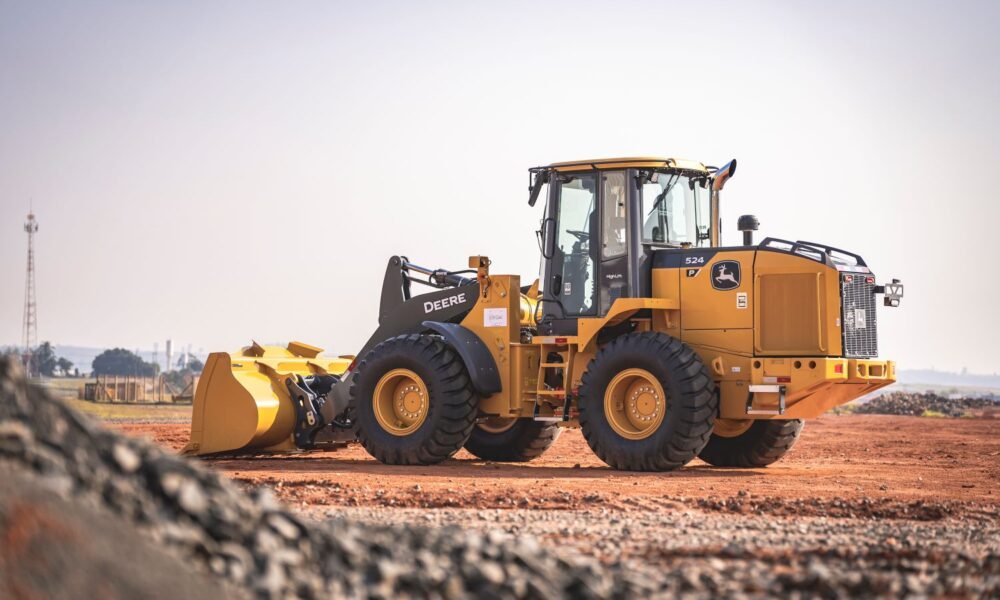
[539,169,637,336]
[544,171,599,323]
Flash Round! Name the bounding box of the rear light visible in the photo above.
[865,276,875,284]
[777,376,791,383]
[555,337,568,344]
[834,363,844,374]
[844,275,853,283]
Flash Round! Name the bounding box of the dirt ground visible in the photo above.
[118,414,999,515]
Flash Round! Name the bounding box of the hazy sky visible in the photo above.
[1,1,998,372]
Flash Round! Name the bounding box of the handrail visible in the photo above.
[758,237,867,268]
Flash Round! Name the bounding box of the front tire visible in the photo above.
[350,334,478,465]
[578,332,717,471]
[464,418,561,462]
[698,419,804,467]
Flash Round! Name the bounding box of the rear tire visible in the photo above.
[350,334,478,465]
[578,332,717,471]
[698,419,804,467]
[464,418,561,462]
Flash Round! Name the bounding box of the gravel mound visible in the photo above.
[0,465,235,599]
[0,357,647,598]
[854,392,1000,417]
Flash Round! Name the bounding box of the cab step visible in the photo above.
[532,392,572,422]
[746,384,786,415]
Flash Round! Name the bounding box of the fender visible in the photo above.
[421,320,502,397]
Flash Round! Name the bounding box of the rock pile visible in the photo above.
[0,357,648,597]
[854,392,1000,417]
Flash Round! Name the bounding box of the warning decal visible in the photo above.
[484,308,508,328]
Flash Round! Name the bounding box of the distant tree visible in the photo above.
[30,342,58,377]
[188,357,204,373]
[21,342,75,377]
[56,357,74,376]
[173,352,204,373]
[163,354,203,391]
[92,348,158,377]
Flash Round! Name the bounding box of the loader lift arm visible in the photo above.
[379,256,477,323]
[309,256,493,447]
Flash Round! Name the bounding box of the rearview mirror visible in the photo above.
[528,170,550,206]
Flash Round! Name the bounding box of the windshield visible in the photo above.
[640,172,711,246]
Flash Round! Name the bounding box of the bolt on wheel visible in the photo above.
[372,368,429,435]
[603,368,666,440]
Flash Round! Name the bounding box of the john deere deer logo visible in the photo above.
[711,261,741,291]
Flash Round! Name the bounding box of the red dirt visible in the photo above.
[117,415,1000,517]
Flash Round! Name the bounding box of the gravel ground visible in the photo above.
[328,506,1000,597]
[3,356,999,598]
[854,392,1000,417]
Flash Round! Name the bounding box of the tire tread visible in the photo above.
[578,332,717,472]
[699,419,804,467]
[350,334,478,465]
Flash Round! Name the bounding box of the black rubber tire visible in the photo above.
[350,334,478,465]
[464,419,561,462]
[578,332,717,471]
[698,419,804,467]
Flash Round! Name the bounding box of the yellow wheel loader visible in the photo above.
[184,157,904,471]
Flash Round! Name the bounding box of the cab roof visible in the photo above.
[547,156,710,173]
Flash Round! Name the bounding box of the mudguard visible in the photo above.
[421,321,502,397]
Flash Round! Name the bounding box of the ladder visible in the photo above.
[533,339,576,422]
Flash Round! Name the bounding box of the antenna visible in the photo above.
[22,207,39,376]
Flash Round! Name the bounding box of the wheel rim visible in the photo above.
[604,368,666,440]
[372,368,429,436]
[712,418,753,438]
[477,416,517,434]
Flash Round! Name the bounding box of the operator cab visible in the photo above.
[529,157,735,336]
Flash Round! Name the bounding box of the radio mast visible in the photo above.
[22,209,39,375]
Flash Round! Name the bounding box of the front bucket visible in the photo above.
[182,341,350,456]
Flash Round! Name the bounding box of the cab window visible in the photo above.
[601,171,627,258]
[640,172,710,247]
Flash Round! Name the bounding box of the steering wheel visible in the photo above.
[565,229,589,241]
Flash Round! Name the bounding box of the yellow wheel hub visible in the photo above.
[604,368,666,440]
[373,368,429,436]
[712,418,753,438]
[477,416,517,434]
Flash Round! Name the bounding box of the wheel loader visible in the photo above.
[184,156,904,471]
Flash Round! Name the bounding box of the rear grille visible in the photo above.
[841,275,878,358]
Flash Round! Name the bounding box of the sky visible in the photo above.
[0,0,997,373]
